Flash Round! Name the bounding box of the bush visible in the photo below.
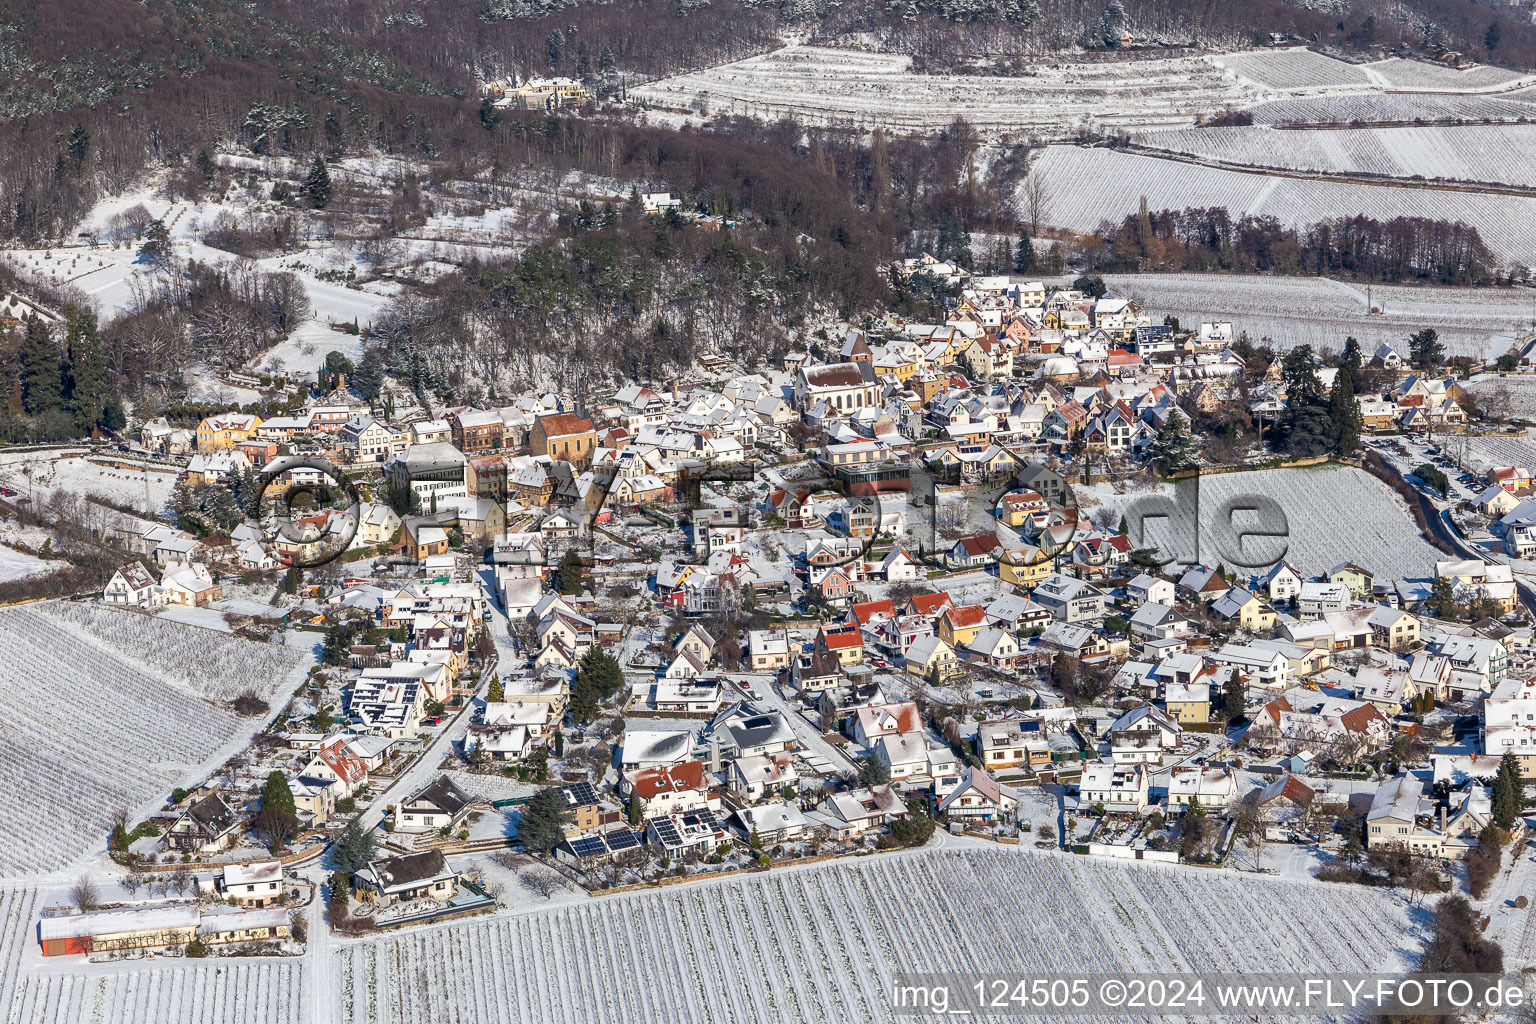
[185,939,207,958]
[1466,846,1501,900]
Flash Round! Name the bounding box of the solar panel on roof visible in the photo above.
[563,781,598,806]
[648,817,682,846]
[568,835,607,858]
[605,829,642,852]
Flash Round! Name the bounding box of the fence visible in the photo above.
[1085,842,1178,863]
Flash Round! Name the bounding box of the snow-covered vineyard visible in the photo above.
[0,889,305,1024]
[1246,92,1536,126]
[1211,49,1536,94]
[331,848,1417,1024]
[630,45,1261,137]
[632,44,1536,140]
[1026,146,1536,266]
[1132,124,1536,190]
[0,603,308,875]
[1086,464,1445,581]
[1103,273,1536,359]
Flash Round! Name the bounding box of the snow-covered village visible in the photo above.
[15,0,1536,1018]
[1,231,1536,1017]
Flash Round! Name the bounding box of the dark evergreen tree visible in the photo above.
[1147,411,1200,475]
[300,156,332,209]
[64,308,108,431]
[518,787,573,852]
[1013,234,1035,273]
[19,316,62,416]
[67,123,89,169]
[261,771,296,815]
[1328,368,1360,454]
[330,819,377,874]
[138,219,171,268]
[1409,328,1445,370]
[1494,750,1523,828]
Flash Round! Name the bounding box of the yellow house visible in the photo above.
[906,635,960,680]
[873,352,919,384]
[197,412,263,452]
[997,490,1047,529]
[1212,588,1276,631]
[1164,685,1211,725]
[937,605,987,649]
[999,547,1052,588]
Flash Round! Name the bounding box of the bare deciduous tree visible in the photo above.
[70,875,101,912]
[519,868,563,900]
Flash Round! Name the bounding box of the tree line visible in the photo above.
[1087,205,1506,285]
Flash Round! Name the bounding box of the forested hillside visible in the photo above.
[3,0,1534,242]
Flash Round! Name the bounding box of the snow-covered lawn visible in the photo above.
[1104,272,1536,359]
[0,453,180,517]
[0,602,310,875]
[331,846,1419,1023]
[0,546,63,584]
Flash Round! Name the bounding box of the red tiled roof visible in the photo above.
[538,412,594,437]
[909,593,952,617]
[944,605,987,629]
[851,599,896,627]
[630,760,707,799]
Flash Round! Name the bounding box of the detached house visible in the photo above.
[1106,704,1182,764]
[167,795,241,854]
[397,777,473,834]
[937,767,1017,822]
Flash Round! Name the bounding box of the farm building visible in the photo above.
[39,903,199,956]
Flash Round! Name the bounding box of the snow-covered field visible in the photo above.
[1103,273,1536,358]
[0,196,397,373]
[1210,48,1375,91]
[0,546,63,584]
[331,847,1418,1023]
[630,45,1260,138]
[1133,123,1536,189]
[1465,378,1536,420]
[1247,92,1536,126]
[1459,428,1536,470]
[1028,146,1536,266]
[0,888,305,1024]
[0,602,309,875]
[0,452,180,517]
[1082,464,1444,579]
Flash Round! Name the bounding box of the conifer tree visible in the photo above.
[301,156,332,209]
[19,315,62,416]
[64,308,108,430]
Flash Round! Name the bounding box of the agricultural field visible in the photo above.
[630,45,1260,138]
[1366,56,1534,92]
[1026,146,1536,266]
[1465,379,1536,422]
[1082,464,1444,580]
[1209,48,1374,91]
[0,602,309,875]
[1246,93,1536,127]
[1102,273,1536,358]
[0,889,306,1024]
[330,847,1418,1024]
[0,547,62,584]
[1460,427,1536,470]
[1132,124,1536,189]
